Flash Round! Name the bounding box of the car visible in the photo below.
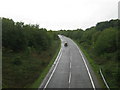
[64,42,68,47]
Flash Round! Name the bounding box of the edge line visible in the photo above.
[70,39,96,90]
[43,47,62,89]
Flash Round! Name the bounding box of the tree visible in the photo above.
[95,28,117,55]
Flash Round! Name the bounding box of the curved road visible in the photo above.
[39,35,101,89]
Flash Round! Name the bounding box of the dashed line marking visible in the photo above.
[69,71,71,88]
[70,62,71,69]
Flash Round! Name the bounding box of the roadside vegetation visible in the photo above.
[58,19,120,88]
[2,18,60,88]
[2,17,120,88]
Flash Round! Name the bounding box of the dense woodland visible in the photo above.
[2,18,60,87]
[58,19,120,88]
[2,18,59,52]
[2,18,120,88]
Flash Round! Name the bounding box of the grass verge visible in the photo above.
[3,40,61,88]
[30,40,61,88]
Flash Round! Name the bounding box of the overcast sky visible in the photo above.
[0,0,119,30]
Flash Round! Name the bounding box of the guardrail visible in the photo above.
[99,69,110,90]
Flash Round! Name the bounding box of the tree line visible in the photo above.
[2,18,58,53]
[2,18,59,88]
[2,18,120,88]
[58,19,120,88]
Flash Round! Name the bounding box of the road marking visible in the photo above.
[53,48,61,65]
[43,47,63,89]
[70,54,72,62]
[69,63,72,88]
[69,71,71,89]
[69,51,72,88]
[70,39,96,90]
[70,62,71,69]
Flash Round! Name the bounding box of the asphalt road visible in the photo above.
[40,35,101,89]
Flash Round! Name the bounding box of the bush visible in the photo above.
[12,56,22,65]
[2,18,27,51]
[95,28,117,55]
[2,18,53,52]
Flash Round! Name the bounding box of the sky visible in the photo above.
[0,0,119,30]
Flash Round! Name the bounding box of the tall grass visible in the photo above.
[30,40,61,88]
[3,40,60,88]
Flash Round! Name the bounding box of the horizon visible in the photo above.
[1,17,118,31]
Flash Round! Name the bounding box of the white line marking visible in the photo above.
[69,50,72,88]
[70,39,96,90]
[70,62,71,69]
[100,69,110,90]
[69,63,72,88]
[70,55,72,62]
[69,72,71,84]
[43,48,63,89]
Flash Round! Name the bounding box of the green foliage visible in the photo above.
[96,19,120,31]
[3,40,60,88]
[95,28,117,55]
[2,18,26,51]
[12,56,22,65]
[2,17,119,88]
[2,18,60,88]
[2,18,54,52]
[58,19,119,88]
[81,28,96,45]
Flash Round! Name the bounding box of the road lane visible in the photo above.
[68,38,93,88]
[40,35,100,89]
[46,38,70,88]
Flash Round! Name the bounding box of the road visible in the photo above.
[39,35,101,89]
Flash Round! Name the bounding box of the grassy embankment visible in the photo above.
[31,40,61,88]
[58,19,119,88]
[3,39,60,88]
[74,39,119,88]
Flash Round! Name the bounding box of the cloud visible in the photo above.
[0,0,119,30]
